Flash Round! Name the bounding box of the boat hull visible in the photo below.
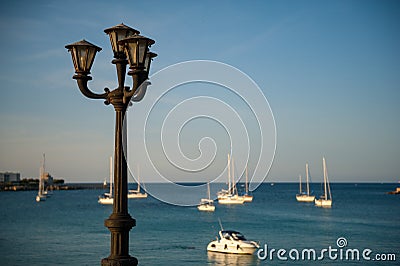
[243,195,253,202]
[128,192,148,199]
[296,194,315,202]
[218,195,245,204]
[98,197,113,204]
[207,240,258,255]
[36,195,46,202]
[218,197,245,204]
[314,198,332,207]
[198,204,215,212]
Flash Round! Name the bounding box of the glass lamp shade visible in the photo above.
[144,51,158,73]
[104,23,140,58]
[118,35,155,70]
[65,40,102,74]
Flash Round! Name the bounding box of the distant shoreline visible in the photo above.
[1,181,398,192]
[0,182,106,192]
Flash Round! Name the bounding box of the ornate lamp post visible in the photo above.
[65,23,156,266]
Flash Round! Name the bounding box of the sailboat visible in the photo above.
[242,166,253,202]
[296,163,315,202]
[198,182,215,211]
[315,157,332,207]
[128,166,148,199]
[218,154,245,204]
[98,156,113,205]
[35,154,47,202]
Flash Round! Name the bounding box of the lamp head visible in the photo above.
[118,35,155,74]
[104,23,140,59]
[65,39,102,77]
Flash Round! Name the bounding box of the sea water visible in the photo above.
[0,183,399,265]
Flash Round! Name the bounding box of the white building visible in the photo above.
[0,172,21,182]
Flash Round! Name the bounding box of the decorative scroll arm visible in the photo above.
[124,72,150,103]
[74,75,109,100]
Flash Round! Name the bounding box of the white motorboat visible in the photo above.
[207,230,259,255]
[315,157,332,207]
[198,182,215,212]
[128,165,148,199]
[98,156,113,205]
[296,163,315,202]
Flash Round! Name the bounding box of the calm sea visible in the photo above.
[0,183,399,265]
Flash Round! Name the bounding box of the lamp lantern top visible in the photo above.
[144,51,158,73]
[104,23,140,58]
[65,39,102,75]
[118,35,155,71]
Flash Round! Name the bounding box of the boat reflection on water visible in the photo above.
[207,251,258,265]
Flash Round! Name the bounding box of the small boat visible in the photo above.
[387,187,400,194]
[207,230,259,254]
[36,154,47,202]
[315,157,332,207]
[98,156,113,205]
[128,165,148,199]
[198,182,215,212]
[296,163,315,202]
[242,166,253,202]
[218,155,245,205]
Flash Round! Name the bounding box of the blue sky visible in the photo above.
[0,0,399,183]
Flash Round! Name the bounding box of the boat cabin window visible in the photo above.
[223,233,231,240]
[221,231,247,241]
[232,232,246,241]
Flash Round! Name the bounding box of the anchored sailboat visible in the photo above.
[35,154,47,202]
[128,166,148,199]
[218,154,245,204]
[315,157,332,207]
[242,166,253,202]
[296,163,315,202]
[198,182,215,211]
[98,156,113,205]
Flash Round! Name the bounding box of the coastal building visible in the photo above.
[0,172,21,183]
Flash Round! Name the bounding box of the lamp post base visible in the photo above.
[101,256,138,266]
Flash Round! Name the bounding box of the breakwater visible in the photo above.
[0,182,106,191]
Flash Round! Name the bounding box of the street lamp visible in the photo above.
[65,23,156,266]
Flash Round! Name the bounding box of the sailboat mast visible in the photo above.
[109,156,113,196]
[38,157,43,196]
[325,158,332,200]
[227,154,231,194]
[136,165,141,193]
[43,153,46,176]
[299,175,302,194]
[323,157,327,200]
[306,163,310,196]
[232,157,235,195]
[245,166,249,194]
[207,182,211,200]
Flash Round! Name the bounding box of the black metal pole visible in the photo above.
[101,105,137,266]
[101,59,138,266]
